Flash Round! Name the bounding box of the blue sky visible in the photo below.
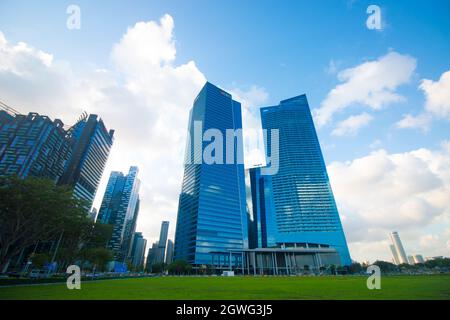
[1,0,449,161]
[1,0,449,261]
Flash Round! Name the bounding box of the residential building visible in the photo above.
[0,110,71,182]
[59,113,114,209]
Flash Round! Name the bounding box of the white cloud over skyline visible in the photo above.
[328,141,450,262]
[0,15,448,263]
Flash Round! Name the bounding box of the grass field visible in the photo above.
[0,275,449,300]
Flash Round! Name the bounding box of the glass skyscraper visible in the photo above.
[97,166,141,263]
[129,232,147,269]
[258,94,351,265]
[155,221,169,264]
[59,113,114,210]
[174,82,248,266]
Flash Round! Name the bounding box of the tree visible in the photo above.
[79,247,113,273]
[0,175,91,273]
[167,260,192,275]
[30,253,50,270]
[85,223,113,249]
[373,260,398,273]
[151,262,166,274]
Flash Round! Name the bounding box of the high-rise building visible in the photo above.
[0,110,72,182]
[389,231,408,265]
[145,241,159,272]
[413,254,425,264]
[129,232,147,269]
[97,166,141,262]
[165,239,174,265]
[59,113,114,209]
[174,82,248,266]
[258,94,351,265]
[246,166,275,249]
[390,244,400,265]
[0,106,114,212]
[155,221,169,264]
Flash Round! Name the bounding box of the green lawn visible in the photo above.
[0,275,449,300]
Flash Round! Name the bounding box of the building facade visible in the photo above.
[0,110,72,182]
[155,221,169,264]
[97,166,141,263]
[165,239,174,265]
[174,82,248,266]
[257,94,351,265]
[389,231,408,265]
[129,232,147,269]
[59,113,114,209]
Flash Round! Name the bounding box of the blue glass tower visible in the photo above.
[259,95,351,265]
[97,166,141,263]
[174,82,248,266]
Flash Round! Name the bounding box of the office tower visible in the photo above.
[129,232,147,269]
[258,94,351,265]
[145,241,159,271]
[390,244,401,265]
[0,110,72,182]
[246,167,275,249]
[155,221,169,264]
[174,82,248,266]
[97,166,141,262]
[413,254,425,264]
[59,113,114,209]
[165,239,174,265]
[389,231,408,265]
[407,255,415,265]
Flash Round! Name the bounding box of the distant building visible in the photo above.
[390,244,400,265]
[145,241,159,272]
[165,239,174,265]
[426,256,443,261]
[413,254,425,264]
[97,166,141,263]
[0,110,72,182]
[59,113,114,210]
[129,232,147,269]
[155,221,169,264]
[407,255,415,265]
[389,231,408,265]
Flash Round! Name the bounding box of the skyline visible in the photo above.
[0,0,449,262]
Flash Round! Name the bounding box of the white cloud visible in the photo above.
[314,51,417,128]
[328,142,450,262]
[395,70,450,133]
[419,70,450,119]
[0,16,207,246]
[396,113,431,132]
[0,19,272,247]
[331,112,373,136]
[229,85,269,167]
